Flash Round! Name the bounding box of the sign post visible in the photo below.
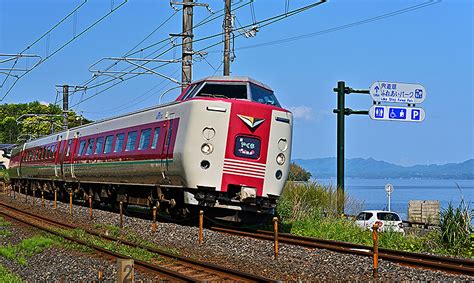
[332,81,426,215]
[385,184,394,211]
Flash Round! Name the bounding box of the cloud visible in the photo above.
[39,101,49,106]
[288,105,313,121]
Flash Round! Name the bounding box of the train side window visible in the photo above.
[125,131,137,152]
[151,128,161,149]
[51,145,56,158]
[95,137,104,154]
[138,129,152,150]
[77,140,86,156]
[114,133,125,153]
[103,135,114,154]
[86,138,95,155]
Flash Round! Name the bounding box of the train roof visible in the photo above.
[192,76,273,91]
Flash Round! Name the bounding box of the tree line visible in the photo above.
[0,102,90,144]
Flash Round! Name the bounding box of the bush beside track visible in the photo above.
[277,182,474,258]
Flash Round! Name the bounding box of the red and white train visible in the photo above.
[7,76,293,221]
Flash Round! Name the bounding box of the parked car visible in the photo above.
[355,210,404,233]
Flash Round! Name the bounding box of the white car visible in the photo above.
[355,210,404,233]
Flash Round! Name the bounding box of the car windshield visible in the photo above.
[377,212,400,221]
[356,212,373,221]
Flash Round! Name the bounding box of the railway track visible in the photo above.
[209,226,474,276]
[0,201,269,282]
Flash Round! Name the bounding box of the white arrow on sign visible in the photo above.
[369,105,425,122]
[370,81,426,104]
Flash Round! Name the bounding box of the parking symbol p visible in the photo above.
[412,109,421,120]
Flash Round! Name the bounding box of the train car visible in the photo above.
[7,76,293,222]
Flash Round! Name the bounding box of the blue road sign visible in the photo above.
[369,105,425,122]
[370,81,426,104]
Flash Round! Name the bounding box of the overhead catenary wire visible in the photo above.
[70,0,326,108]
[0,0,128,102]
[231,0,441,52]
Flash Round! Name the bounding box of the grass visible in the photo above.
[0,216,10,227]
[0,235,56,266]
[51,227,164,263]
[0,264,23,283]
[277,182,474,258]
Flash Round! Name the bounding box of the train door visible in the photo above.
[161,113,175,173]
[70,133,79,179]
[17,144,26,178]
[54,136,63,178]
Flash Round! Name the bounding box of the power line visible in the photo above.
[233,0,441,51]
[0,0,128,102]
[70,0,326,107]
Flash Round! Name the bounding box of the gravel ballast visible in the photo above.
[1,192,473,281]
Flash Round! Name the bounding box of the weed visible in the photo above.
[439,201,473,256]
[0,235,56,265]
[0,264,22,283]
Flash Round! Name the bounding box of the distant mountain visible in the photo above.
[293,158,474,179]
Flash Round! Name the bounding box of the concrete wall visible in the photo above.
[408,200,440,225]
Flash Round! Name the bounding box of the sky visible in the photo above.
[0,0,472,166]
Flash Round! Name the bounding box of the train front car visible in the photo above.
[177,76,293,222]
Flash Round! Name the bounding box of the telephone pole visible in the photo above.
[223,0,232,76]
[62,85,69,131]
[182,0,194,91]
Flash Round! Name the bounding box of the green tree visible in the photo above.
[0,102,91,144]
[288,162,312,181]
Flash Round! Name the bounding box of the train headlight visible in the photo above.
[201,143,213,155]
[276,153,286,165]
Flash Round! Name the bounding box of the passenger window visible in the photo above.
[95,137,104,154]
[86,138,95,155]
[103,135,114,154]
[78,140,86,156]
[114,133,125,153]
[151,128,161,149]
[125,131,137,151]
[138,129,152,150]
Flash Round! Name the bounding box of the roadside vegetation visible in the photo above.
[0,264,22,283]
[277,181,473,258]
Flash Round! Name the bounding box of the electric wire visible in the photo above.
[233,0,441,51]
[70,0,325,108]
[1,0,128,102]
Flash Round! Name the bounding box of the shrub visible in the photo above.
[440,201,473,255]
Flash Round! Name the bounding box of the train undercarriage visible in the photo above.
[7,178,277,223]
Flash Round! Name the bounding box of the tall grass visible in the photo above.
[440,200,473,255]
[277,181,364,222]
[277,181,474,257]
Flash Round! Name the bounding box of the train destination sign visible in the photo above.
[368,105,425,122]
[369,81,426,104]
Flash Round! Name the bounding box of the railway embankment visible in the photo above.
[0,191,472,281]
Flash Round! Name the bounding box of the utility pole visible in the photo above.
[182,0,194,91]
[223,0,232,76]
[62,85,69,131]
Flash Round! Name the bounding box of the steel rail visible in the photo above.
[0,201,268,282]
[0,210,194,282]
[209,226,474,275]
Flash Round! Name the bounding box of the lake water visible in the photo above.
[314,178,474,220]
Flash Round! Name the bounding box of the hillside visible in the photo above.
[293,158,474,179]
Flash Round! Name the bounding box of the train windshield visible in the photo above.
[195,83,247,99]
[249,83,280,107]
[185,81,281,107]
